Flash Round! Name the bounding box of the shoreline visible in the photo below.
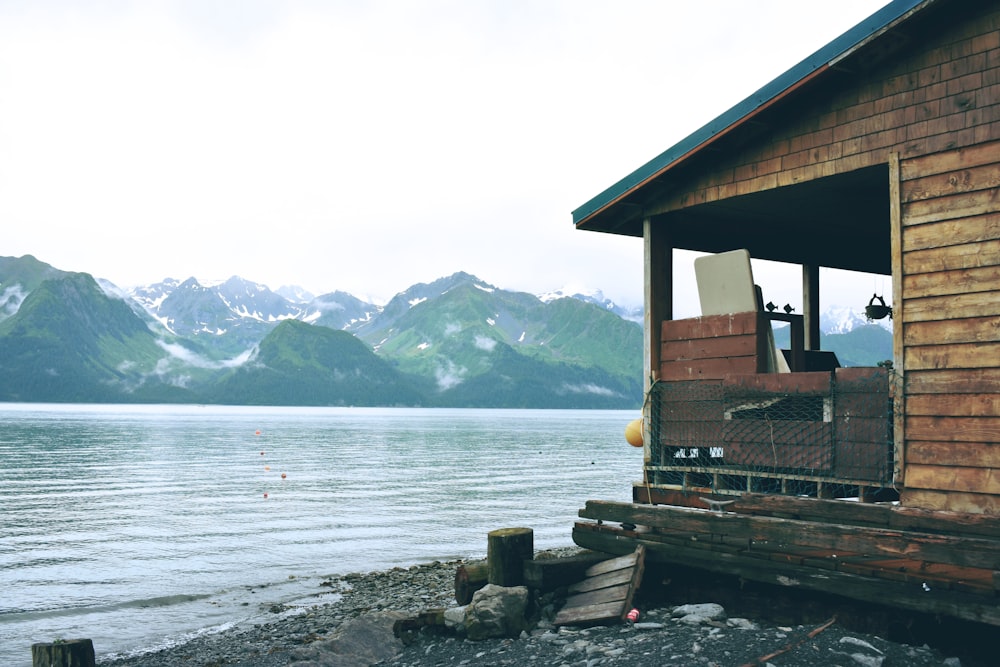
[93,548,976,667]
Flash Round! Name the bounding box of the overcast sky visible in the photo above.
[1,0,893,314]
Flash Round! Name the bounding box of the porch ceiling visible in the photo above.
[651,164,891,275]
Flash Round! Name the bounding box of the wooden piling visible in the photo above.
[31,639,95,667]
[487,527,533,587]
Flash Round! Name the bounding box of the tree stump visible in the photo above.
[454,559,489,605]
[31,639,95,667]
[487,527,533,587]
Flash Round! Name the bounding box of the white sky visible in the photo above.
[1,0,892,312]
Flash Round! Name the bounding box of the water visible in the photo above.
[0,404,642,666]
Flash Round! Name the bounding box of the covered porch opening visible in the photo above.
[642,162,898,503]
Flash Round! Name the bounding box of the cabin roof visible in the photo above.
[572,0,934,258]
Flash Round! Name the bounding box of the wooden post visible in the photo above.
[31,639,95,667]
[454,559,489,604]
[487,527,533,586]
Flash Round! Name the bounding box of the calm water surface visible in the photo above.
[0,404,642,666]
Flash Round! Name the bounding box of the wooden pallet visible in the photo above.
[554,545,645,627]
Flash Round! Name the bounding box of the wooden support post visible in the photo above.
[802,264,820,351]
[454,560,489,605]
[487,527,533,586]
[31,639,95,667]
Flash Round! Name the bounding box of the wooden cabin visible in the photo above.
[570,0,1000,627]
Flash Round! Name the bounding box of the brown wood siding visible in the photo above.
[899,138,1000,515]
[647,4,1000,215]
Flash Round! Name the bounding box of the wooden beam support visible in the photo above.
[802,264,820,351]
[644,217,671,466]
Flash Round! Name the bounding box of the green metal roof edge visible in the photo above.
[571,0,929,227]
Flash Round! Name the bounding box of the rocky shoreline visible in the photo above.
[97,548,974,667]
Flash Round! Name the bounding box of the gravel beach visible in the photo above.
[96,548,982,667]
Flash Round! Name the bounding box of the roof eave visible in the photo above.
[572,0,934,232]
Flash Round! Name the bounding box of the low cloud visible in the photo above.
[434,359,466,390]
[561,383,617,397]
[474,335,496,352]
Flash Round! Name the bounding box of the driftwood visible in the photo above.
[454,560,489,605]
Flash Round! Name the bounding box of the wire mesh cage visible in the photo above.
[646,367,899,499]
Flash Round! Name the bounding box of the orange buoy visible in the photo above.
[255,430,261,435]
[264,466,270,471]
[280,473,287,479]
[625,418,644,447]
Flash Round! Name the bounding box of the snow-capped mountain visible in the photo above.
[538,286,643,323]
[821,305,893,334]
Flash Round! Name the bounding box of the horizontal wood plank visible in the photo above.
[577,500,1000,570]
[901,161,1000,203]
[660,356,760,381]
[904,341,1000,369]
[902,292,1000,323]
[900,488,1000,515]
[901,192,1000,227]
[903,316,1000,346]
[907,416,1000,443]
[903,265,1000,298]
[900,140,1000,180]
[661,334,758,361]
[572,522,1000,625]
[563,583,630,610]
[904,463,1000,495]
[906,440,1000,468]
[567,568,633,594]
[905,368,1000,394]
[903,239,1000,274]
[722,371,832,395]
[906,393,1000,417]
[662,312,759,340]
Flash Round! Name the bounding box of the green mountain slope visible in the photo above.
[0,255,66,323]
[209,319,423,406]
[0,273,199,402]
[354,278,643,406]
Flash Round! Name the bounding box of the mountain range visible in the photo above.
[0,254,891,407]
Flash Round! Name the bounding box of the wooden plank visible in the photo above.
[661,334,758,361]
[906,393,1000,417]
[662,312,759,340]
[630,487,1000,540]
[904,316,1000,346]
[906,440,1000,468]
[902,292,1000,323]
[903,239,1000,274]
[901,161,1000,202]
[571,523,1000,626]
[900,140,1000,180]
[577,500,1000,570]
[904,342,1000,369]
[562,583,630,610]
[891,151,904,487]
[554,546,645,627]
[567,568,633,594]
[906,368,1000,394]
[731,493,1000,539]
[553,600,626,626]
[522,552,609,593]
[903,266,1000,299]
[906,415,1000,442]
[584,551,638,577]
[722,371,832,395]
[660,356,760,381]
[900,488,1000,515]
[901,191,1000,227]
[904,463,1000,495]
